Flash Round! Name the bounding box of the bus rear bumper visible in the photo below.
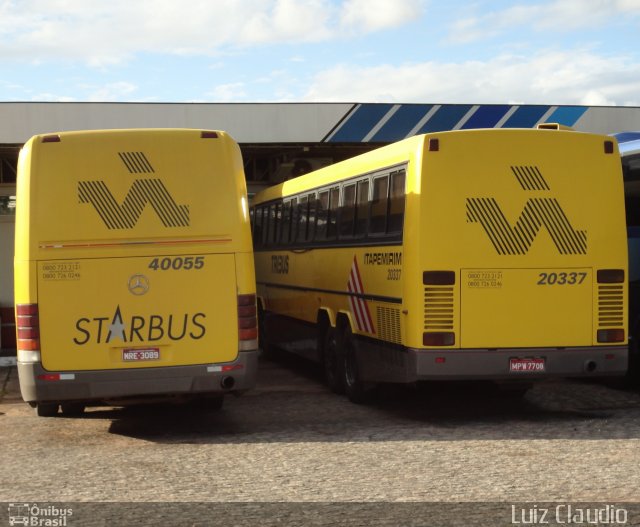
[406,346,628,381]
[17,350,259,405]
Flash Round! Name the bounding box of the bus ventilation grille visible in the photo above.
[597,284,624,328]
[377,307,401,344]
[424,287,454,331]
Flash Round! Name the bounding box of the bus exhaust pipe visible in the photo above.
[585,361,597,373]
[221,376,235,390]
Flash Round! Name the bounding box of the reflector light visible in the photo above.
[201,131,219,139]
[16,304,38,315]
[597,269,625,283]
[41,135,61,143]
[435,357,446,364]
[16,303,41,355]
[423,332,455,347]
[239,328,258,340]
[423,271,456,285]
[37,374,60,381]
[429,138,439,151]
[222,364,244,372]
[604,141,614,154]
[597,329,625,343]
[605,354,615,360]
[238,293,258,342]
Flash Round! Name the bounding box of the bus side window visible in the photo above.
[316,190,329,240]
[327,186,340,240]
[281,200,292,245]
[339,183,356,238]
[355,179,370,237]
[273,202,282,246]
[252,207,263,249]
[266,204,276,248]
[296,195,309,243]
[307,193,317,242]
[261,205,270,247]
[289,197,298,244]
[369,175,389,235]
[388,170,406,234]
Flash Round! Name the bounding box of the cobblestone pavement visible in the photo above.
[1,355,640,509]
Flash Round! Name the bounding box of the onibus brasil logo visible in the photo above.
[7,503,73,526]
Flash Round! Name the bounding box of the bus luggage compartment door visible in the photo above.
[36,254,238,371]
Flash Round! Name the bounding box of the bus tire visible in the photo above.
[323,326,345,394]
[258,305,275,360]
[36,403,59,417]
[60,403,85,416]
[342,327,373,404]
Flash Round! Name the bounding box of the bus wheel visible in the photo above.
[342,327,373,404]
[60,403,86,416]
[258,305,274,360]
[36,403,59,417]
[323,327,345,394]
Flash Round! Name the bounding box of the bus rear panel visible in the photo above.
[15,129,258,414]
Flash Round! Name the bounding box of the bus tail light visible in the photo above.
[597,329,625,343]
[597,269,625,283]
[16,303,41,363]
[201,131,219,139]
[423,332,455,347]
[238,294,258,350]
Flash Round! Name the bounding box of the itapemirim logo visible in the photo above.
[78,179,190,230]
[466,166,587,256]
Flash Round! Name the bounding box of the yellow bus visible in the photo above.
[15,129,258,416]
[251,127,628,402]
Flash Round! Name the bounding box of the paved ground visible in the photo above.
[1,356,640,525]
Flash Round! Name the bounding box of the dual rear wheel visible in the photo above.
[322,324,374,404]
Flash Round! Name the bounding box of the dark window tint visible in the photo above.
[327,187,340,240]
[296,196,309,242]
[339,184,356,238]
[355,179,370,237]
[316,190,329,240]
[267,204,277,246]
[307,194,317,241]
[369,175,389,235]
[388,170,406,233]
[252,207,263,248]
[281,200,292,244]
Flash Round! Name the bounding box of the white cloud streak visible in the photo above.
[0,0,425,65]
[303,50,640,105]
[449,0,640,43]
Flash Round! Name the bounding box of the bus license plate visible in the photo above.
[122,348,160,362]
[509,358,545,373]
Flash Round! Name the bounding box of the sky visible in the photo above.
[0,0,639,105]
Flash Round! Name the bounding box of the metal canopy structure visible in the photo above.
[1,101,640,323]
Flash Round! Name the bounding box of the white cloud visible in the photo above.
[207,82,248,102]
[0,0,425,65]
[302,50,640,105]
[86,81,138,102]
[449,0,640,43]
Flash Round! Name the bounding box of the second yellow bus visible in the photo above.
[251,127,628,402]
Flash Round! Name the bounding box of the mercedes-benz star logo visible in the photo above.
[128,274,150,296]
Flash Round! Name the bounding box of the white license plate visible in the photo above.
[509,357,545,373]
[122,348,160,362]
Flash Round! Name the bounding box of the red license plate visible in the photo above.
[122,348,160,362]
[509,357,545,373]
